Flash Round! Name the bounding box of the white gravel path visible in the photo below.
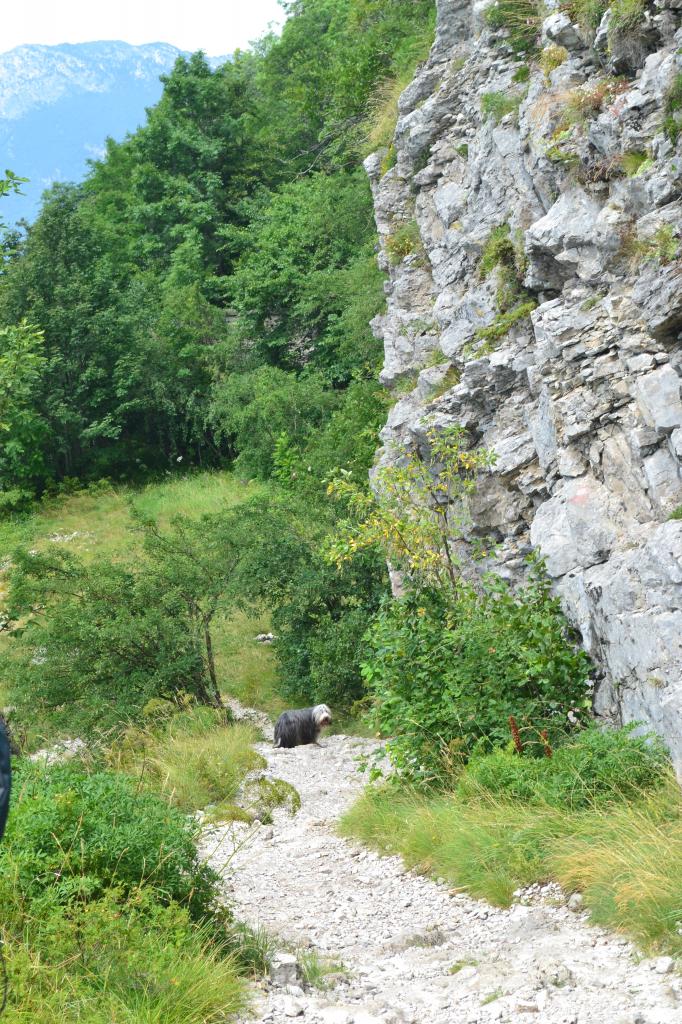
[199,720,681,1024]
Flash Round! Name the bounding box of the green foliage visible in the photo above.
[609,0,646,33]
[1,888,248,1023]
[485,0,541,54]
[460,725,670,809]
[670,505,682,521]
[469,300,537,355]
[209,366,339,479]
[627,224,680,266]
[362,566,592,783]
[0,320,48,492]
[111,712,265,812]
[328,426,496,590]
[481,91,523,124]
[663,73,682,146]
[385,220,425,265]
[479,224,518,278]
[566,0,609,30]
[469,223,535,356]
[2,759,218,917]
[512,64,530,83]
[228,172,384,377]
[6,508,259,731]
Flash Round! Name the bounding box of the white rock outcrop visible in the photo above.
[368,0,682,768]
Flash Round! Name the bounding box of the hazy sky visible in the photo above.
[1,0,286,56]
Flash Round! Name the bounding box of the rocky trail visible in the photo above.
[199,712,681,1024]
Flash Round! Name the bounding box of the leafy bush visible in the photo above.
[272,548,388,708]
[2,760,218,917]
[362,565,592,783]
[385,220,424,265]
[461,725,670,809]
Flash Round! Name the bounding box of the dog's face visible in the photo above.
[313,704,332,729]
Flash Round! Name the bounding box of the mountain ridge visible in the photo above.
[0,40,227,223]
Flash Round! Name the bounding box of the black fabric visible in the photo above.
[0,721,10,843]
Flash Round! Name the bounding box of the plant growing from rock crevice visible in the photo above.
[385,220,426,265]
[327,426,496,590]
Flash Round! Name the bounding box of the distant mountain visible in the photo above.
[0,41,226,224]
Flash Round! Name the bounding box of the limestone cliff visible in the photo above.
[368,0,682,766]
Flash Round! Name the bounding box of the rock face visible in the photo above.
[368,0,682,767]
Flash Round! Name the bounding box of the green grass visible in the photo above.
[109,709,265,812]
[340,776,682,954]
[481,91,523,124]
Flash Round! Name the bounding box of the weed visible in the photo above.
[385,220,425,265]
[663,74,682,146]
[456,142,469,158]
[566,0,609,30]
[364,22,436,152]
[485,0,542,54]
[228,922,278,977]
[381,144,397,175]
[390,370,419,398]
[482,989,504,1005]
[621,151,650,176]
[340,773,682,954]
[449,958,479,974]
[109,712,264,812]
[480,223,518,278]
[298,949,346,989]
[624,224,680,267]
[470,300,537,352]
[512,64,531,83]
[670,506,682,521]
[429,366,461,399]
[609,0,646,34]
[481,90,523,124]
[538,44,568,81]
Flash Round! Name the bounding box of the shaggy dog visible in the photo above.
[274,704,332,748]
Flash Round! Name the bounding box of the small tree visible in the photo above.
[6,509,253,732]
[326,425,496,588]
[136,510,247,713]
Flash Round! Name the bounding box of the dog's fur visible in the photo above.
[274,704,332,748]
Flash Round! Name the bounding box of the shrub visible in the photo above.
[461,725,671,809]
[385,220,424,265]
[538,44,568,81]
[2,760,218,918]
[363,564,592,784]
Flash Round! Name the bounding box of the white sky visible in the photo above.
[1,0,286,56]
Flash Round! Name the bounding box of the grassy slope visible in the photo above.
[0,470,285,719]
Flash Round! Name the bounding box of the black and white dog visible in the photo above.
[274,704,332,748]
